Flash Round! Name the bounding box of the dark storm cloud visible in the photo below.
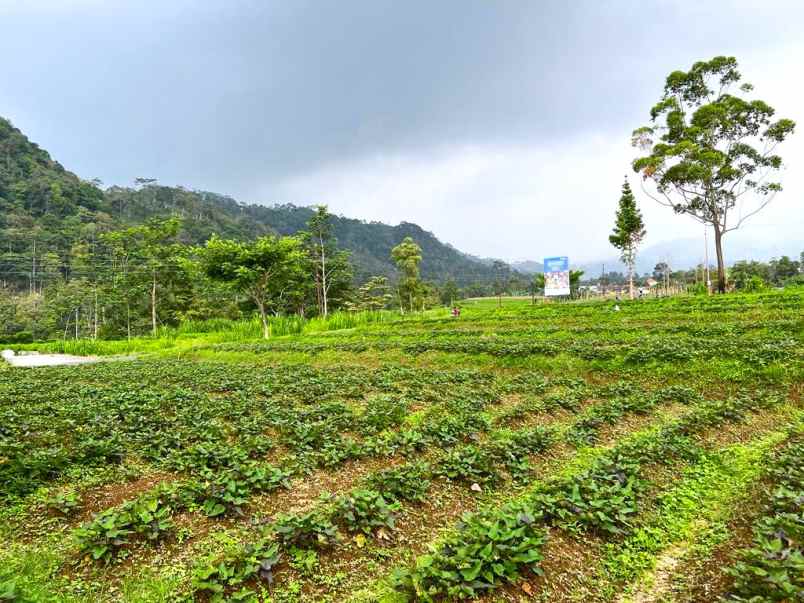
[1,1,802,261]
[1,0,791,196]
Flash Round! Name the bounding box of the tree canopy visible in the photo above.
[200,235,306,338]
[632,56,795,292]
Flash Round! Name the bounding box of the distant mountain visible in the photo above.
[105,186,505,284]
[0,116,504,287]
[510,260,543,274]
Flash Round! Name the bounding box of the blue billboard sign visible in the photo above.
[544,256,570,296]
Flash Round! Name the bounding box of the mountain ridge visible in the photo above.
[0,116,506,287]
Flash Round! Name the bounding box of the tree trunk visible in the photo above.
[321,241,328,317]
[628,261,634,300]
[151,270,158,336]
[256,300,270,339]
[93,286,98,339]
[713,224,726,293]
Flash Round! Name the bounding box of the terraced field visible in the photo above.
[1,292,802,602]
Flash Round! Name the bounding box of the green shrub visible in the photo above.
[46,491,81,516]
[272,509,339,549]
[436,446,499,485]
[332,489,399,536]
[726,434,804,601]
[532,458,644,536]
[191,538,281,601]
[365,462,431,502]
[393,502,546,601]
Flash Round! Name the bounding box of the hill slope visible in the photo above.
[0,117,502,287]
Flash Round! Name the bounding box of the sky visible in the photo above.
[1,0,802,263]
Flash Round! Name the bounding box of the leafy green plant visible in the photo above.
[191,538,281,601]
[532,459,644,536]
[75,507,135,563]
[487,427,554,479]
[46,491,81,516]
[392,502,546,600]
[75,490,175,562]
[0,579,19,602]
[365,462,431,502]
[436,446,499,485]
[272,509,339,549]
[726,433,804,601]
[332,489,399,536]
[288,546,319,576]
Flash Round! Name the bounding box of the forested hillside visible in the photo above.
[0,117,516,341]
[0,116,501,290]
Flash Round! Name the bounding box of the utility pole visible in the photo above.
[600,263,605,296]
[704,225,712,295]
[31,240,36,295]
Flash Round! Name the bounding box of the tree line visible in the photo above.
[0,206,537,343]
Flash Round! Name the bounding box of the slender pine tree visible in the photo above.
[609,178,646,300]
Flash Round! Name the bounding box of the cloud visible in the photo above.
[269,135,670,262]
[0,0,802,264]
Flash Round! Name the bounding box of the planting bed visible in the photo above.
[0,292,801,602]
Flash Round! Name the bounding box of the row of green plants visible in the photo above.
[386,390,786,601]
[3,360,601,501]
[74,461,292,563]
[724,427,804,601]
[176,384,725,600]
[215,331,800,366]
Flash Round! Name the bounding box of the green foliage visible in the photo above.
[436,446,499,485]
[359,395,409,433]
[194,463,291,517]
[533,458,644,536]
[392,503,546,601]
[191,538,281,600]
[45,491,81,516]
[632,56,796,292]
[200,234,307,337]
[74,491,175,563]
[303,205,353,317]
[272,509,339,549]
[726,432,804,601]
[609,179,645,296]
[365,462,432,502]
[391,237,425,312]
[332,489,400,536]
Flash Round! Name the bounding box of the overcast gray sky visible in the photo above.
[1,0,802,262]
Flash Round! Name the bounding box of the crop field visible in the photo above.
[1,292,802,602]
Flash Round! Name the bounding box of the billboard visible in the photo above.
[544,256,570,296]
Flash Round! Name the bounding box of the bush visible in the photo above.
[332,489,399,536]
[365,462,431,502]
[436,446,499,486]
[392,502,546,601]
[191,538,281,600]
[532,458,644,536]
[271,509,338,549]
[726,434,804,601]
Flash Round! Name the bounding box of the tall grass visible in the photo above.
[304,310,392,333]
[11,310,402,356]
